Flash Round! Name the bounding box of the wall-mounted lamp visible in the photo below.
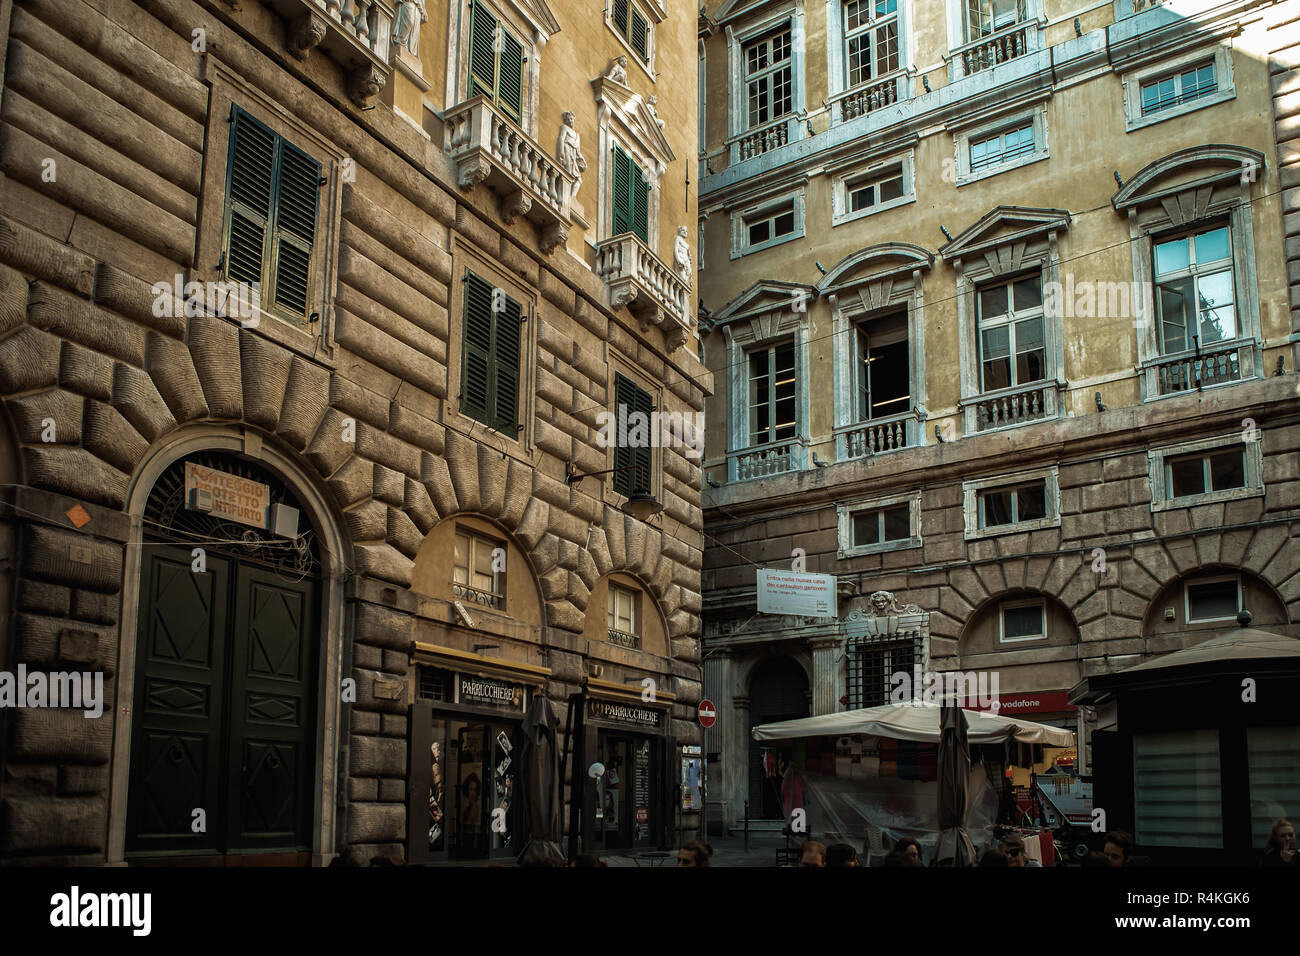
[565,462,664,521]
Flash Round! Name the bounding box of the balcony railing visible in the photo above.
[730,117,792,164]
[964,380,1058,433]
[836,71,905,122]
[454,582,502,610]
[443,96,574,254]
[607,628,640,650]
[728,437,803,482]
[837,409,917,459]
[1149,340,1247,396]
[594,233,691,348]
[269,0,394,106]
[951,21,1033,79]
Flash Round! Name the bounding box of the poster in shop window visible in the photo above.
[634,741,651,840]
[681,755,703,811]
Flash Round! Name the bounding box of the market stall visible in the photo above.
[752,701,1075,864]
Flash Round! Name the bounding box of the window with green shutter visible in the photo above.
[461,271,523,436]
[222,107,321,327]
[613,373,654,497]
[610,0,652,63]
[466,1,525,122]
[611,144,650,244]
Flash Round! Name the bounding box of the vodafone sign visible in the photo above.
[970,691,1076,715]
[698,699,717,729]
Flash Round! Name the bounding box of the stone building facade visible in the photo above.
[0,0,709,864]
[697,0,1300,831]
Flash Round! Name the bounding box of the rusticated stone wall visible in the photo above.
[0,0,710,862]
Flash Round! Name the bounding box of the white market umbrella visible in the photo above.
[750,700,1074,748]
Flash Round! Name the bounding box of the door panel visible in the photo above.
[226,564,317,850]
[127,547,230,853]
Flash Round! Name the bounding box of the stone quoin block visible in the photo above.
[0,796,106,854]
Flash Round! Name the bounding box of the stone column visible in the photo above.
[809,636,844,716]
[730,692,750,832]
[701,648,731,835]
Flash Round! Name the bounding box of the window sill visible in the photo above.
[831,193,915,228]
[731,230,804,259]
[1151,485,1262,514]
[964,515,1060,542]
[1125,88,1234,133]
[956,149,1049,187]
[838,536,922,560]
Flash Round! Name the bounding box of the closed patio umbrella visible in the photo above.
[935,703,975,866]
[517,695,566,866]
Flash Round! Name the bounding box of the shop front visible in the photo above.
[406,644,551,864]
[581,682,675,853]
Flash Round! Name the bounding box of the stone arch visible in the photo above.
[410,512,547,628]
[1141,566,1290,637]
[957,588,1082,657]
[735,646,814,700]
[107,423,351,863]
[937,554,1098,644]
[1110,143,1266,211]
[582,570,671,658]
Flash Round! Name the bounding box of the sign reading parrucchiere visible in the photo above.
[587,698,662,729]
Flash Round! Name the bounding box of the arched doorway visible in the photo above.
[124,451,323,858]
[748,657,809,820]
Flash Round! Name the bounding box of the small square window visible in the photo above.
[851,504,910,548]
[978,480,1048,529]
[1164,448,1247,500]
[1001,601,1046,642]
[1186,578,1239,623]
[840,496,919,555]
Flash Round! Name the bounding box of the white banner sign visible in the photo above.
[756,568,837,617]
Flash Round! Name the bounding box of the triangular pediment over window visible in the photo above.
[715,279,814,327]
[505,0,561,38]
[592,76,676,171]
[939,206,1071,264]
[1111,144,1264,219]
[713,0,784,25]
[817,243,934,298]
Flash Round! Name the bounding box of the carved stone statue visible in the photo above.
[866,590,922,616]
[556,111,586,198]
[673,225,692,285]
[605,55,629,85]
[392,0,428,58]
[646,94,665,129]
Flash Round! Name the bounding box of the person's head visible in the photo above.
[677,841,712,867]
[978,849,1009,867]
[998,833,1027,868]
[464,774,480,799]
[572,853,607,867]
[798,841,826,867]
[1080,851,1109,867]
[826,843,859,867]
[894,837,922,865]
[1267,818,1295,853]
[562,110,575,126]
[1103,831,1133,868]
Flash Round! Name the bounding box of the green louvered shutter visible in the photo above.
[612,145,634,237]
[632,380,654,492]
[631,9,649,61]
[224,109,275,291]
[498,29,524,121]
[492,291,522,433]
[462,273,494,424]
[271,140,319,320]
[631,164,650,244]
[468,1,498,99]
[613,0,630,34]
[613,374,636,497]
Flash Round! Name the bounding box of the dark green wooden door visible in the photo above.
[127,545,318,855]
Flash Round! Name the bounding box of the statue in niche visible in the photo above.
[392,0,428,58]
[674,226,692,285]
[556,111,586,198]
[605,55,629,85]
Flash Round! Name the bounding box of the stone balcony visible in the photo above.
[268,0,394,107]
[949,20,1035,80]
[594,233,692,350]
[834,70,906,122]
[443,96,574,255]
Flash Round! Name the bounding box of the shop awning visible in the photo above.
[750,700,1074,747]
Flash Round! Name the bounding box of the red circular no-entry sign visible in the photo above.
[698,699,717,728]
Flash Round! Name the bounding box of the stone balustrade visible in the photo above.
[443,96,573,254]
[1153,342,1244,395]
[954,22,1032,77]
[838,72,902,121]
[595,233,691,348]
